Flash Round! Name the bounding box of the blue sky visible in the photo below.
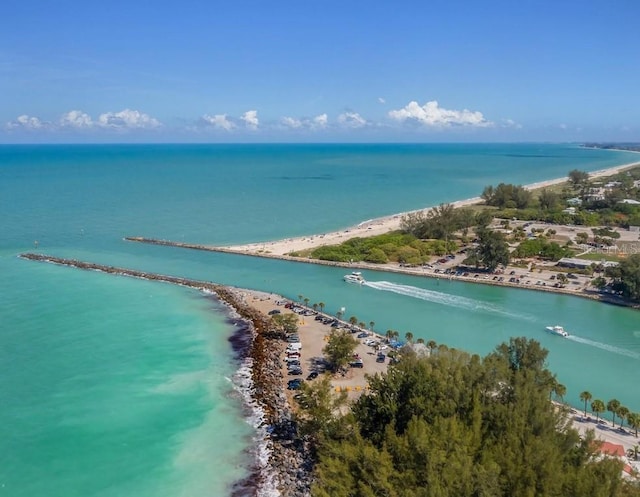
[2,0,639,143]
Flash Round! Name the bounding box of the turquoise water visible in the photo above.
[1,143,639,496]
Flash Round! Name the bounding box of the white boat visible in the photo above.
[545,325,569,337]
[344,271,365,284]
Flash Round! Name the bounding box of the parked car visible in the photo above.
[268,309,281,315]
[287,379,303,390]
[306,371,318,380]
[350,360,364,368]
[357,332,369,339]
[288,367,303,375]
[376,354,386,363]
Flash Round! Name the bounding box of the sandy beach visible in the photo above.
[223,161,640,257]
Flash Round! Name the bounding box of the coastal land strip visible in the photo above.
[125,160,640,309]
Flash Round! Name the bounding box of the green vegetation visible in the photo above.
[606,254,640,302]
[401,203,486,241]
[309,231,451,265]
[512,237,571,261]
[482,183,533,209]
[483,166,640,228]
[306,338,639,497]
[322,329,359,372]
[301,203,489,265]
[269,313,299,337]
[463,228,510,271]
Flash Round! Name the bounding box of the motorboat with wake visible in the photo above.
[545,325,569,337]
[344,271,365,284]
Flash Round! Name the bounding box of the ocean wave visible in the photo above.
[230,358,280,497]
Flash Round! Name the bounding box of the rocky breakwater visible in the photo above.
[215,287,313,497]
[20,253,313,497]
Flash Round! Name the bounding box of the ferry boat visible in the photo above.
[344,271,365,284]
[545,325,569,337]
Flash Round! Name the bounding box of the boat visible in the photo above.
[344,271,365,284]
[545,325,569,337]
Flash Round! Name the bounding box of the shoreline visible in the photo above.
[123,158,640,309]
[219,159,640,256]
[18,253,311,497]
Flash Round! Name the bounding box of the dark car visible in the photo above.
[287,360,301,367]
[268,309,281,315]
[288,367,303,375]
[306,371,319,380]
[287,379,303,390]
[314,315,323,321]
[376,354,386,363]
[350,360,364,368]
[357,332,369,339]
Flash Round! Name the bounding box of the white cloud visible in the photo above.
[378,97,386,104]
[241,110,259,130]
[338,111,367,128]
[281,116,303,128]
[312,113,328,128]
[6,114,47,130]
[502,118,522,129]
[202,113,235,131]
[388,100,492,127]
[97,109,161,129]
[59,110,93,128]
[280,113,328,130]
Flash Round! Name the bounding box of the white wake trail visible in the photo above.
[566,335,640,360]
[363,280,535,321]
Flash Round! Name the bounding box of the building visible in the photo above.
[557,257,619,269]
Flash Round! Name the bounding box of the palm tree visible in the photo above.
[427,340,437,350]
[369,321,375,332]
[385,329,394,342]
[298,294,304,303]
[579,391,592,418]
[607,399,621,427]
[348,316,358,327]
[303,297,310,308]
[416,338,425,344]
[318,302,325,314]
[405,331,414,344]
[627,412,640,438]
[336,310,344,321]
[312,303,318,312]
[358,322,366,331]
[617,406,630,429]
[554,383,567,403]
[591,399,605,423]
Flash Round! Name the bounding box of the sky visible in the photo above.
[2,0,639,143]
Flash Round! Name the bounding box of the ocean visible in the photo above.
[1,143,639,496]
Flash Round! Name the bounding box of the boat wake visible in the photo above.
[363,280,535,321]
[566,335,640,360]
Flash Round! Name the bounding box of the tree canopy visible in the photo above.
[464,228,510,271]
[323,329,359,372]
[311,338,638,497]
[606,254,640,302]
